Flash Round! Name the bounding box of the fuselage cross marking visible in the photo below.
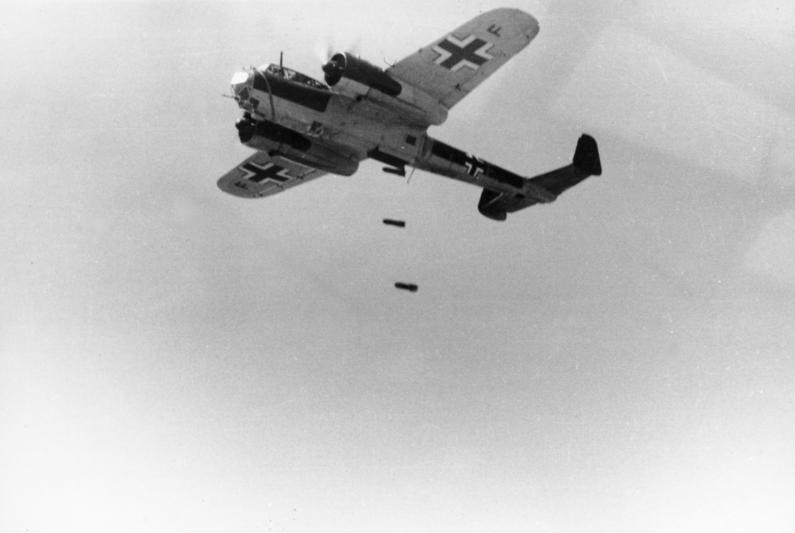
[465,155,488,178]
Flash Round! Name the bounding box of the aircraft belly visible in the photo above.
[251,89,426,167]
[414,136,525,194]
[326,98,427,163]
[325,98,399,143]
[254,94,319,129]
[416,158,480,186]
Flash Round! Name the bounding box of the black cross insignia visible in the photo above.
[432,34,493,72]
[464,155,488,178]
[240,161,292,184]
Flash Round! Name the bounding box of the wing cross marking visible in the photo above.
[240,161,293,184]
[431,34,494,72]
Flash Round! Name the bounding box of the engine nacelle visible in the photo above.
[322,53,401,97]
[236,116,310,150]
[236,117,359,176]
[322,52,448,126]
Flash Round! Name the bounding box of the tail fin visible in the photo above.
[476,134,602,221]
[572,134,602,176]
[527,134,601,196]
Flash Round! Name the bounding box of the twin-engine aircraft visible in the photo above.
[218,8,602,221]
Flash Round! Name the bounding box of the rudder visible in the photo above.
[572,134,602,176]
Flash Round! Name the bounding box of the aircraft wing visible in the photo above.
[217,151,327,199]
[387,8,539,110]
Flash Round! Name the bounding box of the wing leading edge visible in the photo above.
[387,8,539,110]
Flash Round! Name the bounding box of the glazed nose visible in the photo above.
[230,70,251,97]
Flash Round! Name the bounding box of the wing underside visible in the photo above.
[387,8,539,110]
[217,151,327,199]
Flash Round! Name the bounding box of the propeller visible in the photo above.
[315,34,363,81]
[347,36,362,58]
[321,53,346,85]
[313,35,335,64]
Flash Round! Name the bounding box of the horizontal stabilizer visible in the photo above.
[477,134,602,220]
[529,134,601,196]
[478,188,508,221]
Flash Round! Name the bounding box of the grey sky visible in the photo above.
[1,0,794,531]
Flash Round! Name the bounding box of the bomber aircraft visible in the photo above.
[218,8,602,221]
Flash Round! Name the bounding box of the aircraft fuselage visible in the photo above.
[230,64,551,202]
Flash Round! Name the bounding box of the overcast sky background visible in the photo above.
[1,0,794,531]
